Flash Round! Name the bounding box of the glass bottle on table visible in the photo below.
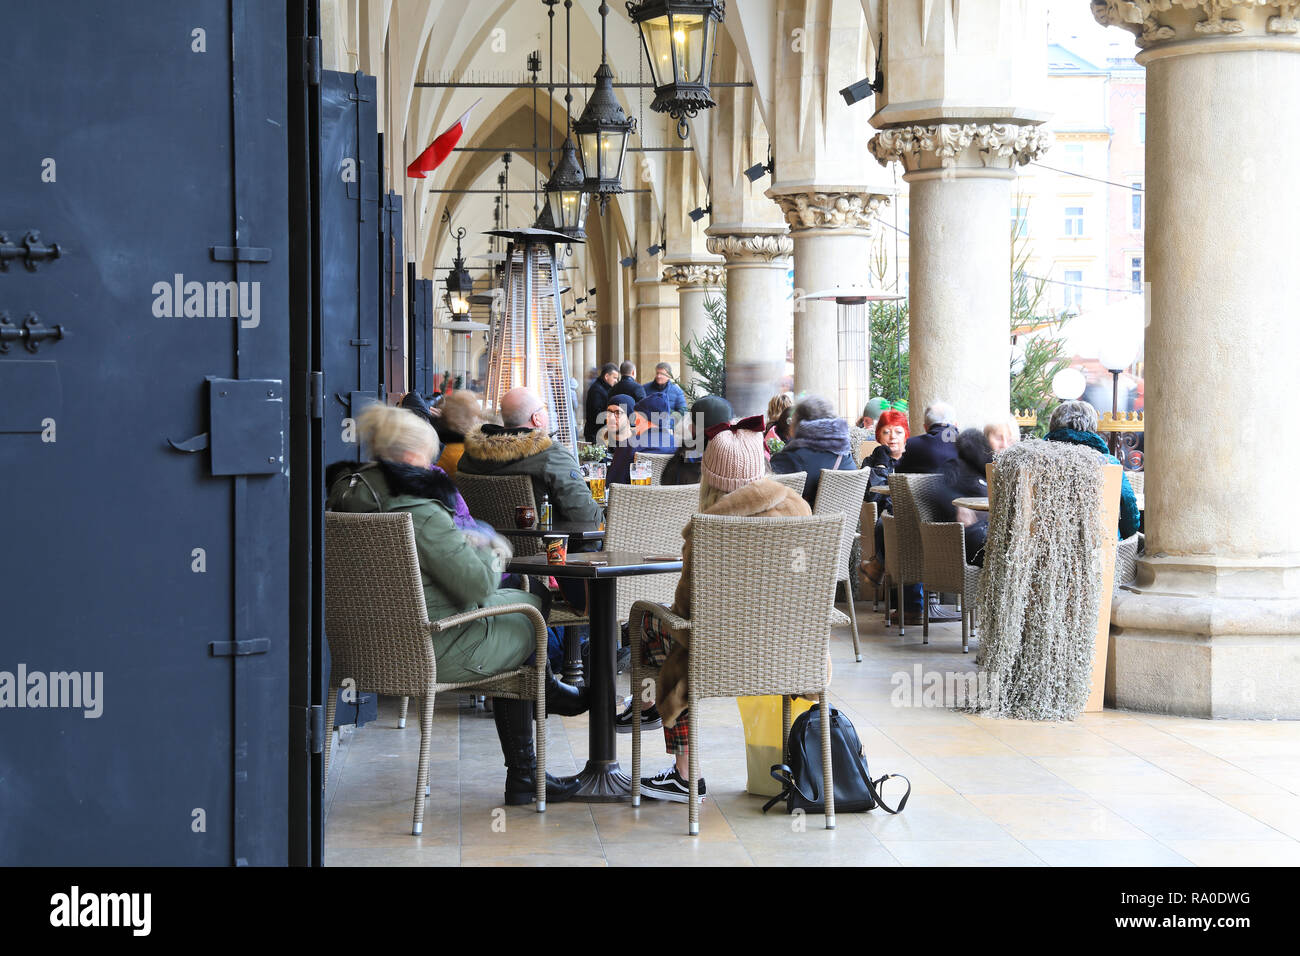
[539,493,552,528]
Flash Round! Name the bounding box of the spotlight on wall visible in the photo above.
[840,35,885,106]
[688,203,712,223]
[575,296,587,305]
[647,242,664,256]
[620,254,637,268]
[588,287,597,297]
[744,157,774,183]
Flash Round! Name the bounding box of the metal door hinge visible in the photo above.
[306,704,325,754]
[210,246,272,263]
[0,312,68,354]
[309,371,324,419]
[209,639,271,657]
[0,230,61,272]
[304,35,321,86]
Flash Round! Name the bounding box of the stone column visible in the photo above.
[663,262,726,392]
[633,275,681,375]
[581,317,597,384]
[705,230,794,418]
[1095,0,1300,717]
[868,124,1050,433]
[768,188,891,416]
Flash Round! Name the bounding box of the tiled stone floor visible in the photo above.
[323,602,1300,866]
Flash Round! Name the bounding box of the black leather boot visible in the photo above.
[545,662,589,717]
[492,697,583,806]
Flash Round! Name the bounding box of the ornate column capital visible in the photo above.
[765,188,892,236]
[867,122,1053,175]
[662,263,727,288]
[1091,1,1300,48]
[704,232,795,263]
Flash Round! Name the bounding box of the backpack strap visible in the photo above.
[762,764,819,814]
[863,772,911,814]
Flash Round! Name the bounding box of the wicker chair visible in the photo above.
[1126,471,1144,495]
[917,522,981,652]
[855,440,880,466]
[323,512,549,834]
[1115,532,1142,592]
[812,468,875,662]
[628,512,846,835]
[886,474,945,639]
[641,452,676,484]
[605,482,699,624]
[452,471,587,632]
[454,473,542,555]
[858,500,881,610]
[880,512,899,627]
[769,471,807,497]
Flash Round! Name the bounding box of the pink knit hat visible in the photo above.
[702,427,766,492]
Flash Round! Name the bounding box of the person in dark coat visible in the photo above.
[603,394,638,486]
[896,401,960,474]
[609,361,647,404]
[583,363,619,444]
[859,408,910,587]
[662,395,733,485]
[326,403,585,807]
[768,394,856,506]
[642,362,688,419]
[922,428,993,566]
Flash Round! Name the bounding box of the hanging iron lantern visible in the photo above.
[443,214,473,316]
[574,3,636,207]
[543,136,590,240]
[626,1,725,126]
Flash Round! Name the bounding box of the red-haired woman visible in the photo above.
[860,408,909,587]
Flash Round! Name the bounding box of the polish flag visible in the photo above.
[407,99,481,179]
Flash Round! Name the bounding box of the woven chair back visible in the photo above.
[769,471,807,497]
[918,522,967,593]
[890,473,944,583]
[881,512,900,581]
[855,440,880,465]
[324,512,435,695]
[860,500,878,562]
[688,513,843,699]
[1126,471,1144,495]
[640,452,675,484]
[605,482,700,621]
[812,467,874,580]
[454,473,543,555]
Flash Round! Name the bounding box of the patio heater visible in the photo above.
[1098,337,1140,458]
[796,285,904,421]
[484,226,581,455]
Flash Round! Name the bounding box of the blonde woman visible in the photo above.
[764,391,794,459]
[326,403,586,806]
[984,418,1021,453]
[625,415,811,803]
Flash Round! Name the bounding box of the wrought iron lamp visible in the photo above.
[626,0,725,137]
[574,2,636,209]
[442,212,472,316]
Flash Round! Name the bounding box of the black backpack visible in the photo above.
[762,704,910,815]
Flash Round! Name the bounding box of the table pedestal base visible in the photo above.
[568,759,631,801]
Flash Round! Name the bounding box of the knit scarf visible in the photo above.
[974,438,1104,720]
[781,417,850,456]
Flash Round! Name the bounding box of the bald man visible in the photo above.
[458,387,600,525]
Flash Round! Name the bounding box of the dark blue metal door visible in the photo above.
[0,0,290,864]
[319,70,381,462]
[409,267,434,396]
[381,190,405,398]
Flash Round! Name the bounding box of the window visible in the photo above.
[1064,205,1084,236]
[1011,206,1029,238]
[1131,184,1143,230]
[1130,256,1143,293]
[1138,111,1146,144]
[1064,144,1085,170]
[1064,270,1083,312]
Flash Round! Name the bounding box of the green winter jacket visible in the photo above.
[326,460,540,684]
[455,424,601,526]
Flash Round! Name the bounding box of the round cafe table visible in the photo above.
[952,496,989,512]
[503,551,683,802]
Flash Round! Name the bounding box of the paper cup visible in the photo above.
[544,535,567,565]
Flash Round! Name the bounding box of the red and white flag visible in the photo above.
[406,99,481,179]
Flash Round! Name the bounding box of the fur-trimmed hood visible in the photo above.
[698,478,809,523]
[462,423,554,464]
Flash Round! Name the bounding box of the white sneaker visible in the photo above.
[639,764,706,803]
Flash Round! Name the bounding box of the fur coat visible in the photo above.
[657,478,812,727]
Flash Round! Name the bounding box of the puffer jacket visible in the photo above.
[456,424,600,524]
[325,459,540,683]
[657,479,812,726]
